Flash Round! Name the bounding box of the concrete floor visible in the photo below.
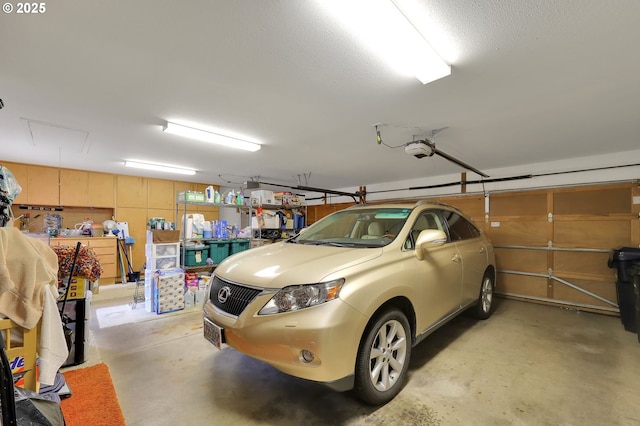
[81,296,640,426]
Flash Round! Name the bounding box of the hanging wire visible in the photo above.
[374,123,429,149]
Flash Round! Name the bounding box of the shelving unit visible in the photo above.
[175,190,307,267]
[175,191,248,271]
[248,203,307,248]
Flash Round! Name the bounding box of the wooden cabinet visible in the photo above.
[0,161,28,205]
[117,175,147,208]
[50,237,118,285]
[88,172,115,207]
[148,179,175,210]
[60,169,88,206]
[27,165,59,205]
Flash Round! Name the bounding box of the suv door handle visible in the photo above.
[452,253,461,262]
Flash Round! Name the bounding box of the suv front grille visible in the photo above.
[209,276,262,316]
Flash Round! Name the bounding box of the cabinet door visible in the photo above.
[27,165,59,205]
[0,161,28,205]
[148,179,175,209]
[60,169,89,206]
[88,172,115,207]
[117,175,147,208]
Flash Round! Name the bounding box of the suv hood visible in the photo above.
[215,241,382,288]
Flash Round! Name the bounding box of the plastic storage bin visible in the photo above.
[230,240,250,255]
[608,246,640,333]
[207,241,231,264]
[182,246,209,267]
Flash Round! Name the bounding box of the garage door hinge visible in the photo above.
[547,213,553,222]
[547,240,553,249]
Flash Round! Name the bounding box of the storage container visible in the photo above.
[230,240,250,255]
[182,246,209,267]
[206,241,231,264]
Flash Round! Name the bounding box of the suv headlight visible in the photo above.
[258,279,345,315]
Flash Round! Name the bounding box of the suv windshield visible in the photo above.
[290,207,412,247]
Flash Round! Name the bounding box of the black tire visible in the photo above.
[473,270,494,320]
[354,309,411,405]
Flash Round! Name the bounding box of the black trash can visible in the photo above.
[634,272,640,342]
[608,247,640,333]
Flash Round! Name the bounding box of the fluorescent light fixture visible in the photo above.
[124,160,196,175]
[320,0,451,84]
[163,121,261,152]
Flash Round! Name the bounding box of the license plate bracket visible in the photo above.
[203,317,224,350]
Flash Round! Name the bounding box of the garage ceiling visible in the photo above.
[1,0,639,192]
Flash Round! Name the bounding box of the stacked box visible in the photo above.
[145,241,180,270]
[251,190,275,205]
[153,269,185,314]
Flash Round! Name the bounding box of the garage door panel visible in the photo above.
[552,278,617,308]
[554,221,631,248]
[496,273,547,298]
[554,251,615,280]
[488,221,547,245]
[554,187,631,215]
[495,248,547,273]
[491,192,547,216]
[434,196,485,218]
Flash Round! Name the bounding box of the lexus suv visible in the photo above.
[203,201,496,405]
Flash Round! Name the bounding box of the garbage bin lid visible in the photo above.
[611,246,640,261]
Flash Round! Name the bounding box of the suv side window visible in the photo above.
[404,211,445,250]
[440,210,480,241]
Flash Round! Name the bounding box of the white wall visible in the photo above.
[217,186,244,228]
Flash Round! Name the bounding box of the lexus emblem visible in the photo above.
[217,286,232,304]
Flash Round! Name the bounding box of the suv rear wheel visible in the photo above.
[354,309,411,405]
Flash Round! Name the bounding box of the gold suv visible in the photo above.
[203,201,496,405]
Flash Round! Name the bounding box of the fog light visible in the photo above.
[300,349,315,363]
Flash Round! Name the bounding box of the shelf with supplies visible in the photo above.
[176,190,251,270]
[248,189,307,245]
[175,189,307,264]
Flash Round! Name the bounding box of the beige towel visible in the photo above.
[0,227,59,329]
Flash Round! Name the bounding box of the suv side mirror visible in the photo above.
[415,229,448,260]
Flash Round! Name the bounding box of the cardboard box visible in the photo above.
[148,229,181,243]
[154,269,185,314]
[251,190,275,205]
[251,213,279,229]
[274,191,293,206]
[178,191,205,203]
[289,195,306,206]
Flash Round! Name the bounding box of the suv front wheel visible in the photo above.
[354,309,411,405]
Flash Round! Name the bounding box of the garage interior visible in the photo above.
[1,1,640,425]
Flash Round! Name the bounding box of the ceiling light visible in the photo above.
[163,121,261,152]
[320,0,451,84]
[124,160,196,175]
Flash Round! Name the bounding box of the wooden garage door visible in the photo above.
[486,183,639,315]
[307,182,639,316]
